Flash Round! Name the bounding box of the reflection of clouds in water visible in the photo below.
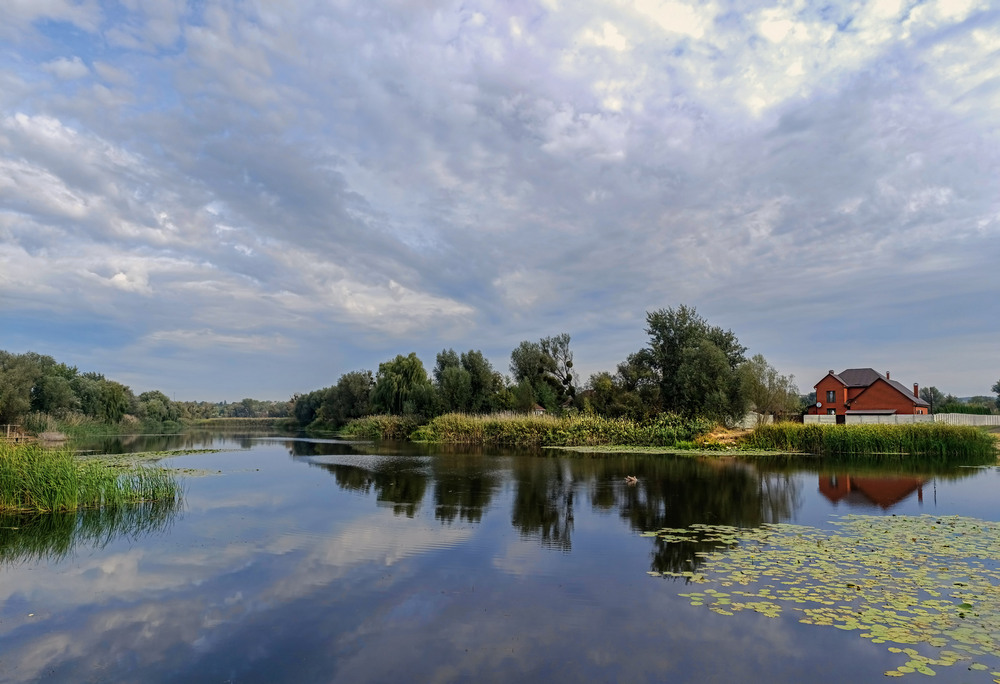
[261,514,473,602]
[491,538,547,578]
[0,512,474,681]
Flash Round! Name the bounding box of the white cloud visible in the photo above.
[41,56,90,80]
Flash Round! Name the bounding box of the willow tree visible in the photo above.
[372,353,434,416]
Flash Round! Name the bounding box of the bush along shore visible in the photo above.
[743,422,997,464]
[341,412,714,448]
[0,442,182,514]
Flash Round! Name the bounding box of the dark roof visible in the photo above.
[886,379,930,406]
[816,368,931,407]
[837,368,884,387]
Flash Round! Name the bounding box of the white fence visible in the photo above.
[933,413,1000,427]
[847,414,933,425]
[803,413,999,426]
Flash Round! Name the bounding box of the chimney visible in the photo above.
[885,371,890,380]
[828,369,835,375]
[913,383,919,398]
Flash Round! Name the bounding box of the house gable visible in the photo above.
[849,378,928,415]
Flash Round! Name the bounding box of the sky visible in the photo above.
[1,0,998,402]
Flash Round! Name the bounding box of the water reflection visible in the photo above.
[285,439,804,568]
[0,501,181,565]
[818,473,928,509]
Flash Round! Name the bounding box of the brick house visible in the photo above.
[807,368,930,419]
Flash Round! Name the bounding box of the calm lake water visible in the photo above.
[1,431,998,683]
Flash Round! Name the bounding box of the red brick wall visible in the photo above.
[850,379,922,414]
[810,375,849,415]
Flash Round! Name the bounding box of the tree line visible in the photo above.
[293,305,805,430]
[0,350,290,428]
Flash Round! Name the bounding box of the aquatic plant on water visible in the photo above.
[645,514,1000,678]
[0,442,182,513]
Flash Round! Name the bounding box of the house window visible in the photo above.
[826,390,836,403]
[827,409,836,415]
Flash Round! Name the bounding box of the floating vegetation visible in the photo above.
[645,515,1000,678]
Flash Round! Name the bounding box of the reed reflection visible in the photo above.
[0,500,181,565]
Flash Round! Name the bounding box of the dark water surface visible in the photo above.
[1,432,997,683]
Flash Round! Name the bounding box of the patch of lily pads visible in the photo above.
[644,515,1000,679]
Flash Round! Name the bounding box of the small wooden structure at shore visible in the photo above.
[2,424,31,444]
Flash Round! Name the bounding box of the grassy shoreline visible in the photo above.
[0,442,182,514]
[337,413,998,465]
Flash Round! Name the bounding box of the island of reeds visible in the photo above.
[0,442,182,514]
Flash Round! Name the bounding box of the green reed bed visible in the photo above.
[0,442,181,514]
[408,412,714,447]
[743,422,997,464]
[340,414,422,441]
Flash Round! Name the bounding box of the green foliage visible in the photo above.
[744,422,996,463]
[739,354,800,422]
[409,412,713,447]
[993,379,1000,410]
[644,305,747,423]
[510,333,576,408]
[339,414,421,440]
[372,353,434,416]
[0,442,181,513]
[936,402,991,415]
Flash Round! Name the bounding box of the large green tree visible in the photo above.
[510,334,576,410]
[643,305,747,422]
[992,380,1000,410]
[372,353,435,416]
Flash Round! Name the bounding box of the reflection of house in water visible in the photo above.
[819,474,928,510]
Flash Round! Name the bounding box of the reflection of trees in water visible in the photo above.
[0,500,181,565]
[511,459,575,551]
[557,455,801,572]
[431,454,500,524]
[504,455,799,564]
[311,460,429,518]
[76,429,280,455]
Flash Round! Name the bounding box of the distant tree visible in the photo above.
[372,353,434,416]
[800,391,817,411]
[328,370,374,424]
[643,305,747,422]
[137,390,179,423]
[100,381,134,423]
[460,350,503,413]
[510,334,576,409]
[433,349,471,413]
[919,386,946,414]
[993,380,1000,410]
[739,354,799,424]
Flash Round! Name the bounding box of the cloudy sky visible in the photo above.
[1,0,998,401]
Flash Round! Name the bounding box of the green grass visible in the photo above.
[0,442,182,513]
[408,412,714,447]
[339,414,422,440]
[743,422,997,464]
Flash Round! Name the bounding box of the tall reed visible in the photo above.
[340,414,422,440]
[0,442,182,513]
[408,412,713,447]
[743,422,997,463]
